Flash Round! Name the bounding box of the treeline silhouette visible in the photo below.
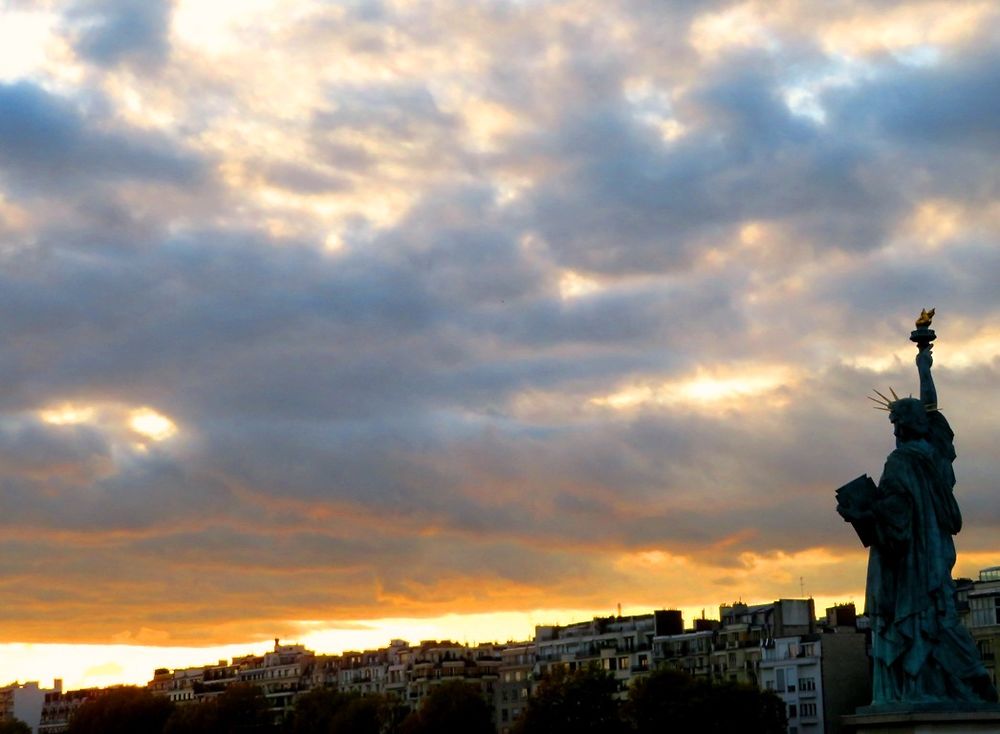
[0,720,32,734]
[513,668,786,734]
[56,668,785,734]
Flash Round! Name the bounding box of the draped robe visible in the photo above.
[865,411,995,704]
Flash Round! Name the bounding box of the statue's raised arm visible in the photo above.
[912,307,937,409]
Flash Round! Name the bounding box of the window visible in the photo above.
[785,667,797,690]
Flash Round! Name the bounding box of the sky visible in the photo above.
[0,0,999,691]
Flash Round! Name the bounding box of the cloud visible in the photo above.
[67,0,174,69]
[0,0,998,648]
[260,161,350,194]
[824,46,1000,148]
[0,82,205,194]
[0,417,111,482]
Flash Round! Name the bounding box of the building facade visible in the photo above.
[533,612,674,697]
[963,566,1000,688]
[758,604,869,734]
[496,643,534,734]
[0,680,60,734]
[38,687,119,734]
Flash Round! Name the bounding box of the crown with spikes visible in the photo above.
[867,388,937,412]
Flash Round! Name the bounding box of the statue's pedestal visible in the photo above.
[843,706,1000,733]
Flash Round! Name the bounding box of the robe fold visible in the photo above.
[865,411,995,704]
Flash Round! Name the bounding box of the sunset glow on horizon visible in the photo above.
[1,0,999,694]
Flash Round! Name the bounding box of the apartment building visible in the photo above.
[758,604,869,734]
[162,664,204,704]
[38,687,121,734]
[496,642,534,734]
[303,654,340,690]
[533,612,679,697]
[337,646,392,696]
[963,566,1000,688]
[652,627,716,680]
[239,640,315,718]
[0,680,60,734]
[335,638,501,725]
[146,640,315,724]
[651,598,869,732]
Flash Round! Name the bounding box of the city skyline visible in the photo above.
[1,0,999,693]
[5,596,837,692]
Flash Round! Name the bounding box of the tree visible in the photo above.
[213,683,273,733]
[624,668,699,733]
[67,687,175,734]
[400,681,493,734]
[0,720,32,734]
[163,702,216,734]
[283,688,352,734]
[513,666,624,734]
[329,694,406,734]
[624,668,786,734]
[164,684,273,734]
[706,680,786,734]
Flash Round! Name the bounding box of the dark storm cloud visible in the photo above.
[825,48,1000,149]
[67,0,173,69]
[500,31,1000,276]
[0,82,204,193]
[0,418,110,481]
[511,51,912,271]
[488,274,740,348]
[0,235,429,410]
[809,241,1000,326]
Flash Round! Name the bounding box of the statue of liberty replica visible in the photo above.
[836,310,998,718]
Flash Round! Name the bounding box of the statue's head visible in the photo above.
[889,397,930,441]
